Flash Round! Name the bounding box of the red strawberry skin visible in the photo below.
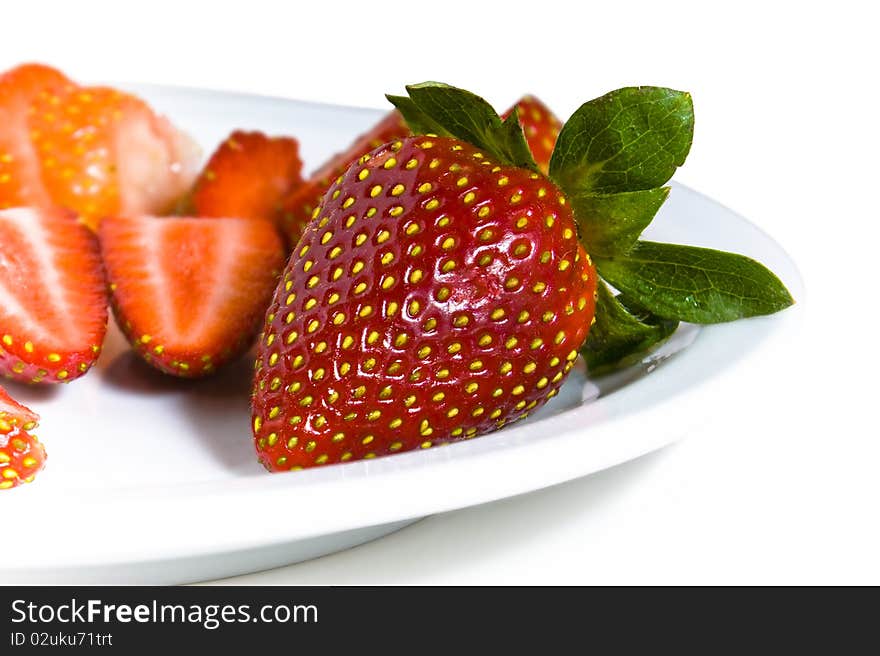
[100,215,286,377]
[0,207,107,383]
[0,63,71,210]
[279,110,409,247]
[191,130,303,224]
[0,385,46,489]
[504,95,562,174]
[252,136,596,471]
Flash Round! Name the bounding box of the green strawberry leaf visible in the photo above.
[498,110,541,171]
[549,87,694,195]
[385,94,450,137]
[582,281,679,374]
[596,241,795,323]
[571,187,669,257]
[395,82,540,172]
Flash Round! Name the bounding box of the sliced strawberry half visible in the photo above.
[190,130,303,224]
[0,385,46,489]
[0,207,108,383]
[100,215,286,377]
[0,63,72,210]
[279,110,409,247]
[28,84,201,231]
[503,95,563,174]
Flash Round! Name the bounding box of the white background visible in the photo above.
[3,0,877,584]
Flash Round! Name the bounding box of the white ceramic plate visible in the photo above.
[1,85,803,584]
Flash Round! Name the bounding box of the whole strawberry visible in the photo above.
[253,82,794,472]
[252,134,596,470]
